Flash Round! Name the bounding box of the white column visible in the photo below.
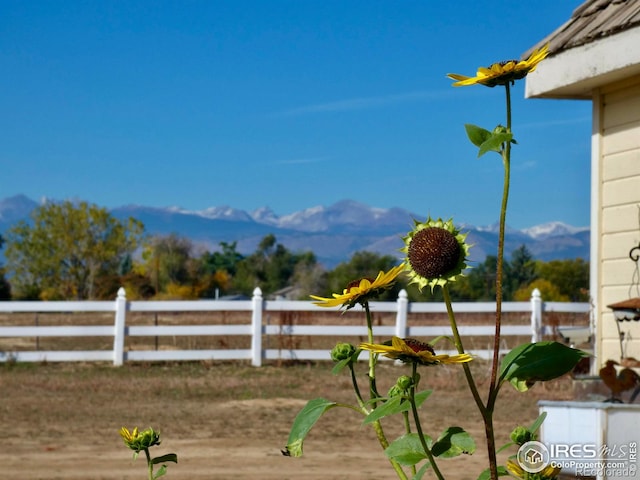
[530,288,543,343]
[113,287,127,366]
[251,287,263,367]
[395,289,408,339]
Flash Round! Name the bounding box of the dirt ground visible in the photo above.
[0,359,585,480]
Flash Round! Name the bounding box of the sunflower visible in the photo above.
[402,217,470,291]
[310,263,405,310]
[359,336,472,366]
[119,426,161,452]
[447,44,549,88]
[506,459,561,480]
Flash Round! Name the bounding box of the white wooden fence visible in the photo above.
[0,288,591,366]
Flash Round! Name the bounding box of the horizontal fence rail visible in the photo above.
[0,288,591,366]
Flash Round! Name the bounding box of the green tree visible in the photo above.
[513,278,569,302]
[503,245,537,299]
[141,234,195,295]
[5,201,144,299]
[193,242,245,298]
[452,246,538,301]
[201,241,244,277]
[453,255,498,301]
[0,235,11,300]
[536,258,589,301]
[232,235,318,296]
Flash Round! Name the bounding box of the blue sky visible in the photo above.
[1,1,591,229]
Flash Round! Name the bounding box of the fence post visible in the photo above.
[395,289,408,339]
[530,288,542,343]
[251,287,263,367]
[113,287,127,366]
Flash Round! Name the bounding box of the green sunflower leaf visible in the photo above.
[153,465,167,479]
[363,395,404,424]
[499,341,589,392]
[529,411,547,434]
[363,390,432,425]
[151,453,178,464]
[463,124,513,157]
[385,433,432,466]
[478,132,513,157]
[283,398,338,457]
[431,426,476,458]
[464,124,492,148]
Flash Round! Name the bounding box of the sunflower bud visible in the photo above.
[396,375,414,391]
[331,342,356,362]
[119,426,161,452]
[510,425,535,445]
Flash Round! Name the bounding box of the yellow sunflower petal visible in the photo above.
[448,44,549,88]
[446,73,470,82]
[310,264,405,310]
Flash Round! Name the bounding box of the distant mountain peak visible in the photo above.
[0,195,590,266]
[196,205,252,222]
[523,221,589,239]
[251,206,279,225]
[0,195,38,222]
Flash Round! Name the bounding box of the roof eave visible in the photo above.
[525,27,640,100]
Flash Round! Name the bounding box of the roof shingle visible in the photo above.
[524,0,640,57]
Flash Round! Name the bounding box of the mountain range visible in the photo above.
[0,195,590,267]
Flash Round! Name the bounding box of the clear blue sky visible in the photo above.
[1,1,591,229]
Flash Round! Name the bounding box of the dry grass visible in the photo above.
[0,359,580,479]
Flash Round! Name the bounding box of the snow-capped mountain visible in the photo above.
[0,195,590,267]
[522,221,589,240]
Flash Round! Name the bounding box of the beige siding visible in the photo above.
[598,75,640,362]
[601,230,640,260]
[602,150,640,182]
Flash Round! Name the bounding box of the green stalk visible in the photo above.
[364,302,380,400]
[349,362,365,409]
[372,419,409,480]
[485,80,513,480]
[361,302,408,480]
[442,284,485,415]
[409,362,445,480]
[144,448,154,480]
[402,410,417,477]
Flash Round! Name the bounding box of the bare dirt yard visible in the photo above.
[1,359,581,480]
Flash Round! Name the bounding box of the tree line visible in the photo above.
[0,200,589,302]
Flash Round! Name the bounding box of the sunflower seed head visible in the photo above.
[407,227,461,279]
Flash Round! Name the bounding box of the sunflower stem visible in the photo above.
[485,80,513,480]
[410,362,445,480]
[362,302,407,479]
[144,448,153,480]
[348,362,366,409]
[364,302,380,400]
[372,418,409,480]
[442,284,485,415]
[402,410,417,477]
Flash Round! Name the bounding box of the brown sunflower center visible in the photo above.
[408,227,461,279]
[403,338,435,355]
[346,277,374,290]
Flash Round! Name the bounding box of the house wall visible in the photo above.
[597,75,640,363]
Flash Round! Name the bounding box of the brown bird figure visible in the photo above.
[599,360,640,402]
